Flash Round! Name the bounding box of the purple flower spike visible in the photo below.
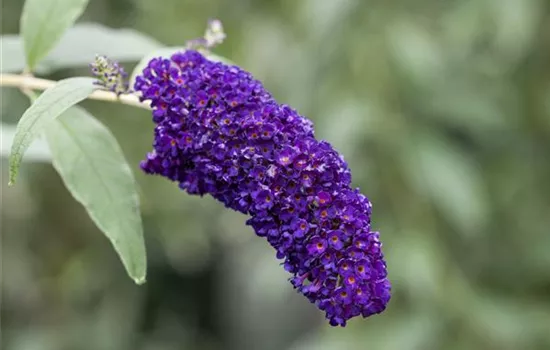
[135,50,391,326]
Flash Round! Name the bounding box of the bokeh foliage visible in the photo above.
[2,0,550,349]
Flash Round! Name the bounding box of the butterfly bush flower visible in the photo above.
[90,55,129,95]
[135,50,391,326]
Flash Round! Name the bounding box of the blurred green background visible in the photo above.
[2,0,550,349]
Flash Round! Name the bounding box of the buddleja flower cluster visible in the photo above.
[135,50,391,326]
[90,55,129,95]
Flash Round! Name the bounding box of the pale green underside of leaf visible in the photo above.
[0,35,26,73]
[1,123,51,162]
[1,23,164,74]
[9,77,97,185]
[20,0,90,70]
[45,106,146,284]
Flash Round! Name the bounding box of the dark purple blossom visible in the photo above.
[307,236,327,256]
[135,50,391,326]
[276,147,295,166]
[291,218,309,238]
[317,191,332,205]
[327,230,345,250]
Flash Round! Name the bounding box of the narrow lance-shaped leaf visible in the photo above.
[0,35,25,73]
[1,23,163,73]
[1,123,51,163]
[20,0,89,70]
[9,77,97,185]
[44,106,147,284]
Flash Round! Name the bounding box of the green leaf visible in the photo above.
[1,123,51,162]
[130,47,235,87]
[9,77,97,185]
[0,35,25,73]
[20,0,89,70]
[401,131,489,236]
[42,23,163,72]
[1,23,163,73]
[44,106,146,284]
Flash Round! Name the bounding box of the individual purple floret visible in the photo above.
[90,55,129,95]
[135,50,391,326]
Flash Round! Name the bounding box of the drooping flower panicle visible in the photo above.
[90,55,129,95]
[135,50,391,326]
